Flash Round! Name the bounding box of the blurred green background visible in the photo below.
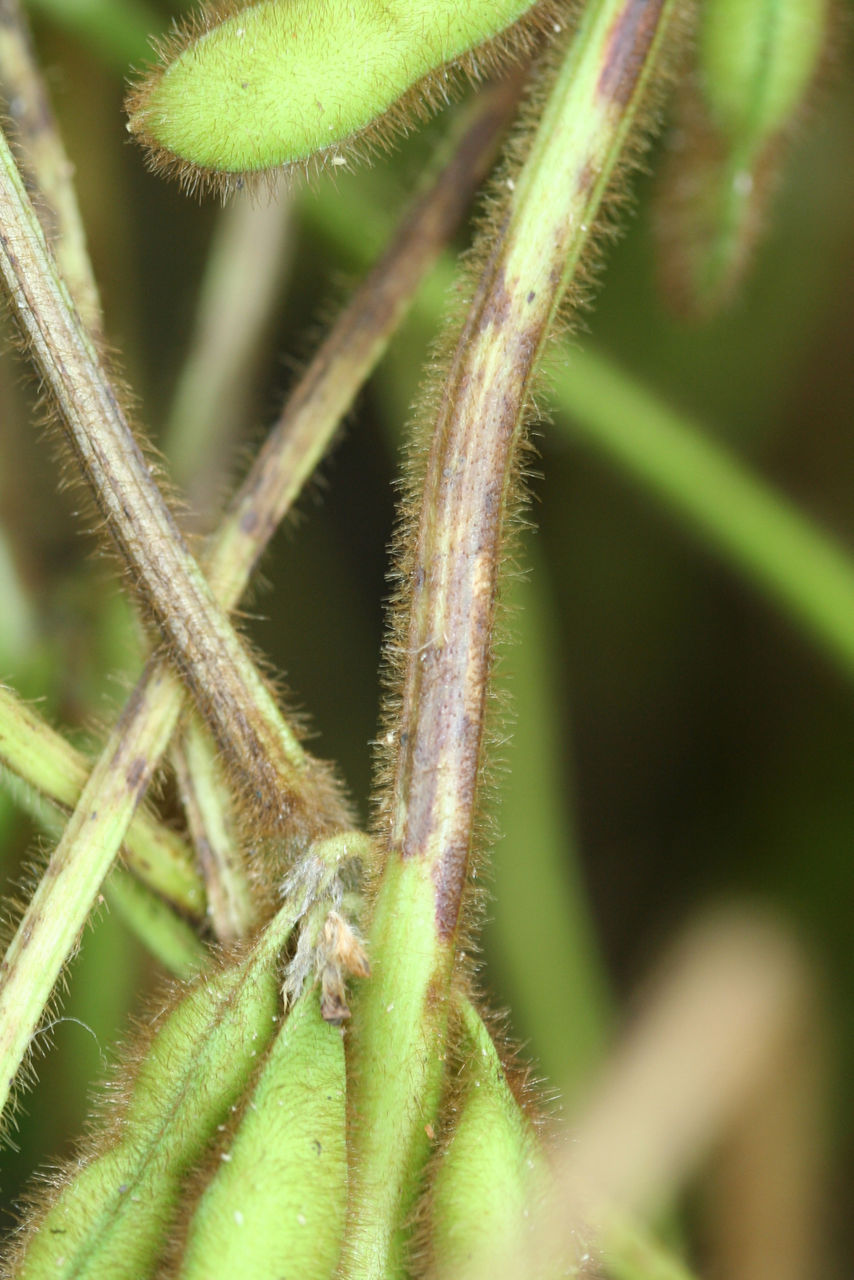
[0,2,852,1272]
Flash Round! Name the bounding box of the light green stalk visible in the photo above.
[172,715,258,943]
[101,868,208,978]
[0,682,204,914]
[343,3,681,1275]
[25,0,158,71]
[3,764,207,976]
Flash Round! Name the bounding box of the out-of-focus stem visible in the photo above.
[0,0,102,332]
[25,0,156,72]
[555,347,854,678]
[344,4,681,1276]
[162,191,294,522]
[514,912,814,1279]
[102,867,208,977]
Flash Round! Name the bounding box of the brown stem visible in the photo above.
[0,87,517,1126]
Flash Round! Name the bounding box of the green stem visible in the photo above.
[344,3,681,1275]
[102,868,208,978]
[486,553,612,1095]
[0,682,204,914]
[3,765,207,975]
[603,1218,699,1280]
[172,716,258,943]
[0,661,204,1127]
[25,0,158,71]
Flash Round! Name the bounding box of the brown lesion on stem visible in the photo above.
[598,0,667,107]
[382,0,684,949]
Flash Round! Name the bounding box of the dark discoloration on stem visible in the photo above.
[385,0,681,947]
[598,0,666,106]
[219,77,523,595]
[0,93,520,1126]
[392,254,550,939]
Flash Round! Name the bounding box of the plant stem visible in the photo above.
[0,123,332,835]
[101,867,208,977]
[5,764,208,975]
[0,682,204,914]
[0,90,514,1129]
[206,80,521,607]
[0,659,201,1127]
[307,187,854,683]
[161,190,294,521]
[172,715,258,943]
[344,3,681,1275]
[25,0,157,72]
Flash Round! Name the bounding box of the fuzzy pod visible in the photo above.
[699,0,828,151]
[126,0,556,191]
[174,987,347,1280]
[9,952,282,1280]
[427,1001,548,1278]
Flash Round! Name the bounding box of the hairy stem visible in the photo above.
[0,681,204,914]
[344,3,681,1274]
[0,90,513,1129]
[6,766,208,976]
[172,715,258,943]
[0,660,201,1127]
[0,122,330,834]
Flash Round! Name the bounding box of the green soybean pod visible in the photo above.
[428,999,549,1279]
[10,921,291,1280]
[700,0,828,151]
[127,0,552,190]
[174,986,347,1280]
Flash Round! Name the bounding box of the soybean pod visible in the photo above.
[427,999,549,1279]
[172,986,347,1280]
[8,906,297,1280]
[127,0,564,192]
